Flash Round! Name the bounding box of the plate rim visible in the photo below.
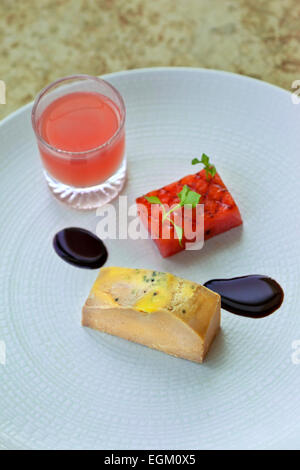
[0,66,298,450]
[0,66,292,128]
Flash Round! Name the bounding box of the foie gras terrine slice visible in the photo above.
[82,267,221,363]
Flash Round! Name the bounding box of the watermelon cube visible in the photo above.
[136,169,242,258]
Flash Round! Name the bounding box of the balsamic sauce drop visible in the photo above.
[204,275,284,318]
[53,227,108,269]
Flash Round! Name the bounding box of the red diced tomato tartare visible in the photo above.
[136,169,242,258]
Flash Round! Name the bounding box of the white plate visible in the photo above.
[0,68,299,450]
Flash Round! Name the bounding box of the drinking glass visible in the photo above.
[32,74,126,210]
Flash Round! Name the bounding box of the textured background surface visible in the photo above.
[1,0,300,120]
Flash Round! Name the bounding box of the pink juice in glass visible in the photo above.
[37,91,125,187]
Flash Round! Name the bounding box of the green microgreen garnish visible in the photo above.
[145,196,162,204]
[178,185,201,207]
[145,185,201,246]
[192,153,216,180]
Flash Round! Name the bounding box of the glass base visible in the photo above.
[44,157,127,210]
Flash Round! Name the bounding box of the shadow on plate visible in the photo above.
[165,224,243,270]
[203,328,227,367]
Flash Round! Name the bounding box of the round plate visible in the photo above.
[0,68,299,450]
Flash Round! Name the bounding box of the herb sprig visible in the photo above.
[145,185,201,246]
[192,153,216,180]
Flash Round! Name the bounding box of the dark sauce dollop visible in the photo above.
[204,275,284,318]
[53,227,108,269]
